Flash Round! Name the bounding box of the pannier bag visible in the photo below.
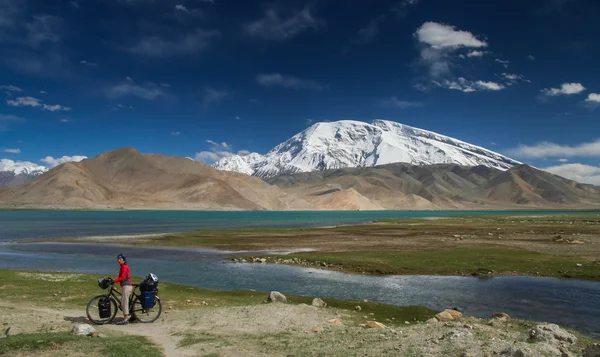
[140,291,155,309]
[98,297,112,318]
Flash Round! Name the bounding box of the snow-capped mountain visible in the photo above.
[0,159,47,187]
[213,120,521,178]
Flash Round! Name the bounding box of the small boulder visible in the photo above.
[312,298,327,307]
[583,343,600,357]
[426,318,438,324]
[499,347,525,357]
[491,312,511,319]
[71,324,96,336]
[435,311,454,322]
[267,291,287,303]
[365,321,386,329]
[354,305,362,311]
[444,309,463,319]
[529,324,577,346]
[328,319,343,326]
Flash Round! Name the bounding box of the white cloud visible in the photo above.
[6,96,70,111]
[305,119,314,125]
[201,88,229,108]
[0,85,22,92]
[235,116,240,120]
[500,73,530,85]
[542,163,600,185]
[40,90,46,94]
[584,93,600,109]
[194,140,248,164]
[433,77,505,92]
[506,139,600,158]
[175,4,188,12]
[0,159,46,174]
[107,82,165,100]
[129,29,220,57]
[350,15,386,46]
[466,50,487,57]
[528,54,535,61]
[60,118,69,122]
[80,60,98,67]
[244,6,323,41]
[171,131,180,136]
[3,148,20,154]
[70,1,80,9]
[495,58,509,68]
[0,114,25,131]
[415,22,487,50]
[256,73,326,91]
[106,104,133,111]
[25,15,61,48]
[40,155,87,168]
[414,22,487,77]
[160,83,171,87]
[541,82,586,96]
[7,96,41,107]
[391,0,420,17]
[558,158,569,162]
[384,97,423,109]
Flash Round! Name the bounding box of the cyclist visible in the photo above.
[114,253,132,325]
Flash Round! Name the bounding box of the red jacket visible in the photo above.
[114,264,132,286]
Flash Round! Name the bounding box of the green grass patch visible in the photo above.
[254,247,600,280]
[0,332,161,357]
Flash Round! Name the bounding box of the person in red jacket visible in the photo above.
[114,253,132,325]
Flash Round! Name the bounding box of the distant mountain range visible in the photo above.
[214,120,521,178]
[1,147,599,210]
[0,160,47,187]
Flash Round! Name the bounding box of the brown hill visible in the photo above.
[0,147,313,210]
[266,163,600,210]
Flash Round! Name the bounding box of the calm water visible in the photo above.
[1,210,599,337]
[1,209,596,242]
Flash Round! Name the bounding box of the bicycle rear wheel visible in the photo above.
[86,294,118,325]
[131,295,162,323]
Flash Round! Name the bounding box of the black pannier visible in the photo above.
[98,297,112,318]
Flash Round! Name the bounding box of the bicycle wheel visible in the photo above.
[86,294,118,325]
[131,295,162,323]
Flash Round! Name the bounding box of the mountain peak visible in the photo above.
[214,120,521,178]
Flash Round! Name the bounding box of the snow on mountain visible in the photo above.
[0,159,47,175]
[213,120,521,178]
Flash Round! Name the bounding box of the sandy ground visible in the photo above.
[2,299,596,357]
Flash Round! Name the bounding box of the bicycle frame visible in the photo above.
[105,283,140,311]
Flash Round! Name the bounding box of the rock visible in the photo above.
[529,324,577,347]
[491,312,511,319]
[6,326,21,336]
[499,347,525,357]
[444,309,463,319]
[354,305,361,311]
[426,318,438,324]
[435,311,454,322]
[185,300,191,303]
[267,291,287,303]
[312,298,327,307]
[365,321,386,329]
[71,324,96,336]
[576,263,583,267]
[328,319,343,326]
[583,344,600,357]
[311,326,324,333]
[89,332,100,338]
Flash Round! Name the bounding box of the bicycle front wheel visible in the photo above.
[131,296,162,323]
[86,294,118,325]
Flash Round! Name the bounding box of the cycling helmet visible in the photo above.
[117,253,127,262]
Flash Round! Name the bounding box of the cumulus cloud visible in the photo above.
[541,82,586,96]
[495,58,509,68]
[466,50,487,57]
[383,97,423,109]
[433,78,505,92]
[414,22,487,77]
[0,159,46,174]
[256,73,327,91]
[194,140,248,163]
[3,148,20,154]
[506,139,600,158]
[542,163,600,185]
[244,6,323,41]
[129,29,220,57]
[107,82,165,100]
[40,155,87,168]
[584,93,600,109]
[201,88,229,108]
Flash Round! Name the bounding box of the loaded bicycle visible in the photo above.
[86,273,162,325]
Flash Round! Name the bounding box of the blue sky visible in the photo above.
[1,0,599,183]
